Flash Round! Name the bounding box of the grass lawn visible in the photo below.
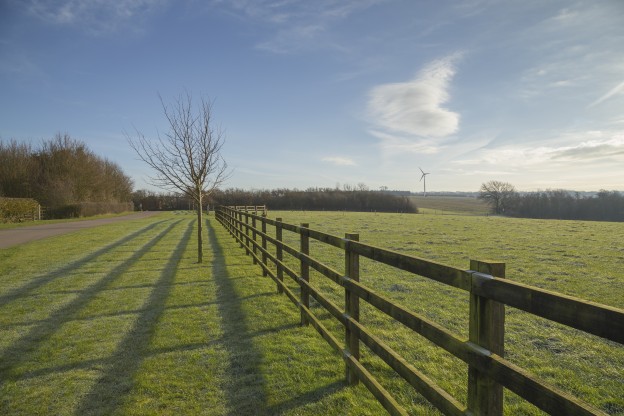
[261,210,624,415]
[0,212,384,415]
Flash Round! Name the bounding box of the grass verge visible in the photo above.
[0,211,138,230]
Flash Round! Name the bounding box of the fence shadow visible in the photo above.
[206,219,352,415]
[206,219,270,414]
[265,380,346,415]
[73,220,193,415]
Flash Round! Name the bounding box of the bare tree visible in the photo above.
[478,180,517,215]
[127,92,229,263]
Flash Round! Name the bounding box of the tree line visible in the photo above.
[212,187,417,212]
[478,180,624,222]
[132,187,417,213]
[0,134,133,218]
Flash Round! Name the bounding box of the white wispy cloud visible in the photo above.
[518,3,624,104]
[256,24,327,54]
[26,0,168,34]
[322,156,356,166]
[456,131,624,168]
[212,0,384,23]
[368,54,461,140]
[210,0,385,53]
[449,130,624,191]
[370,131,441,155]
[588,80,624,108]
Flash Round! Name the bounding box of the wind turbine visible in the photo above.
[419,167,430,197]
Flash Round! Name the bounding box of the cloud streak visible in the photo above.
[457,131,624,168]
[588,80,624,108]
[210,0,385,53]
[322,156,356,166]
[25,0,167,34]
[368,54,461,139]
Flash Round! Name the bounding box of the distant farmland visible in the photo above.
[409,195,490,215]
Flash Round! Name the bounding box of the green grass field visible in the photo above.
[0,212,384,415]
[267,210,624,415]
[1,210,622,415]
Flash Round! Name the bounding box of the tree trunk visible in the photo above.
[197,193,203,263]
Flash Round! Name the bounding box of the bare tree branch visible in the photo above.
[126,92,230,262]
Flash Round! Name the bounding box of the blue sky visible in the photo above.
[1,0,623,193]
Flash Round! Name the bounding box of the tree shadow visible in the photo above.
[0,220,168,308]
[73,220,193,415]
[206,219,270,414]
[0,220,182,382]
[206,219,351,415]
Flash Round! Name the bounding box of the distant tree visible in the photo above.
[478,180,517,214]
[209,187,416,213]
[0,139,35,198]
[128,93,229,263]
[35,134,132,207]
[357,182,369,191]
[1,134,132,215]
[504,189,624,222]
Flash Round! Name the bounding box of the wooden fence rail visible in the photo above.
[215,205,623,416]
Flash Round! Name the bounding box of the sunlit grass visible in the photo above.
[0,212,384,415]
[2,209,622,415]
[264,210,624,415]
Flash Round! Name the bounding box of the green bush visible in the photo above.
[0,197,40,223]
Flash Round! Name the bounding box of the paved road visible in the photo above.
[0,212,161,249]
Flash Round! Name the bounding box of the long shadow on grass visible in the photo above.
[0,219,181,381]
[0,220,168,308]
[206,219,270,414]
[266,380,346,415]
[73,220,194,416]
[207,219,349,414]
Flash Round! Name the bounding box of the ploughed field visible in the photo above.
[0,210,622,415]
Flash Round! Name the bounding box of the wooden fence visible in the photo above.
[215,205,623,416]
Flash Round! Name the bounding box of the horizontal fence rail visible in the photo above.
[215,205,623,416]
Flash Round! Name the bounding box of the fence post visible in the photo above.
[468,260,505,416]
[300,223,310,326]
[238,210,244,249]
[276,218,284,293]
[252,213,258,264]
[245,212,250,255]
[345,233,360,385]
[231,208,235,234]
[261,213,268,276]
